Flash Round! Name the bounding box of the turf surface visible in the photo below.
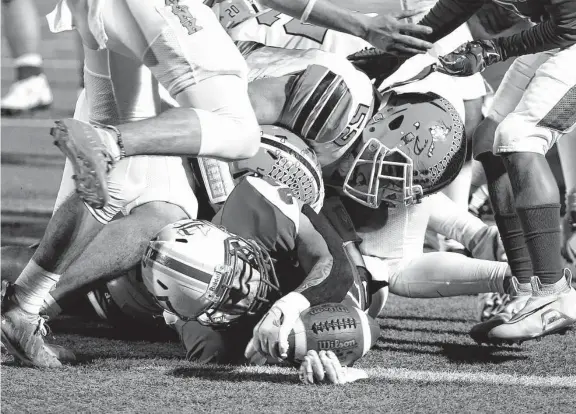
[2,295,575,413]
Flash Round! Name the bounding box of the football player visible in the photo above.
[143,127,370,366]
[1,0,263,368]
[421,0,576,343]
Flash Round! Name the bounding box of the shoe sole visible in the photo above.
[51,120,110,209]
[1,103,52,116]
[487,322,575,346]
[0,328,61,368]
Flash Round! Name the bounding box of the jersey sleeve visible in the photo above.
[492,0,576,59]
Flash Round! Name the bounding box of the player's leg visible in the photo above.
[488,47,576,342]
[388,253,511,299]
[440,97,483,253]
[558,132,576,264]
[44,201,188,317]
[50,0,261,208]
[0,0,52,115]
[1,194,104,367]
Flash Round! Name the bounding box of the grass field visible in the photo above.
[2,294,575,413]
[1,0,575,412]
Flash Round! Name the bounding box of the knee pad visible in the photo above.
[472,116,499,160]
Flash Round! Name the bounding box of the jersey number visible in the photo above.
[334,104,370,147]
[256,10,328,44]
[166,0,202,35]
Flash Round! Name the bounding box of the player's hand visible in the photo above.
[438,40,502,76]
[245,292,310,360]
[299,350,369,385]
[359,10,434,56]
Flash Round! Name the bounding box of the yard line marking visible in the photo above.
[231,366,576,388]
[1,118,55,128]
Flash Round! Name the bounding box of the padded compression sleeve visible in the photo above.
[298,204,353,305]
[418,0,486,44]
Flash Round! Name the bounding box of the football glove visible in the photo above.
[347,47,405,84]
[244,291,310,361]
[299,350,368,385]
[438,40,502,77]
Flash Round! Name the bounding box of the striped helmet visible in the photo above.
[198,125,325,212]
[141,219,280,326]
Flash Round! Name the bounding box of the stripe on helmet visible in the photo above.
[309,79,352,143]
[260,136,322,200]
[293,67,335,135]
[148,248,212,284]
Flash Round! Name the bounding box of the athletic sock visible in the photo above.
[41,294,63,319]
[14,261,61,315]
[516,204,563,285]
[13,54,43,81]
[494,212,533,283]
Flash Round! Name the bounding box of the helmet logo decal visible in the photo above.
[334,103,371,147]
[173,220,210,237]
[430,124,449,142]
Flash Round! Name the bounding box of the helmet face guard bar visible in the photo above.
[199,235,281,327]
[343,138,423,208]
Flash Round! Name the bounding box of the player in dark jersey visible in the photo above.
[143,127,371,367]
[411,0,576,343]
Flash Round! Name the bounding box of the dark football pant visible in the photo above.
[173,317,259,364]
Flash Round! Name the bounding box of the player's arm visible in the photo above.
[436,0,576,76]
[245,204,353,361]
[294,205,352,305]
[490,0,576,59]
[258,0,434,54]
[417,0,488,43]
[98,0,260,161]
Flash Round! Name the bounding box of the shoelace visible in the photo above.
[33,315,52,337]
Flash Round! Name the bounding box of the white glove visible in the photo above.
[299,350,368,385]
[244,292,310,361]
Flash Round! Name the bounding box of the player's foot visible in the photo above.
[469,225,507,262]
[1,74,53,116]
[477,292,508,322]
[471,294,529,344]
[487,270,576,344]
[44,343,76,364]
[51,119,116,209]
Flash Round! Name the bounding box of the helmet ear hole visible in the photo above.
[175,238,188,243]
[388,115,404,131]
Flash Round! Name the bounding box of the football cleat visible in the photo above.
[487,270,576,344]
[51,119,116,209]
[1,74,52,116]
[471,294,529,344]
[44,343,76,364]
[1,283,62,368]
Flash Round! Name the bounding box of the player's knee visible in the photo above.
[494,114,549,155]
[177,320,232,364]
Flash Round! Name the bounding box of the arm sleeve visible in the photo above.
[418,0,488,43]
[296,204,354,306]
[492,0,576,60]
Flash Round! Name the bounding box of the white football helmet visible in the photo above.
[141,219,280,327]
[198,125,325,212]
[339,91,465,208]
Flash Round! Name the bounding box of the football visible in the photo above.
[287,303,380,366]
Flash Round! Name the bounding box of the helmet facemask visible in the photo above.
[199,236,281,327]
[342,137,423,208]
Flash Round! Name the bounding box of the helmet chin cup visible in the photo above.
[343,138,423,208]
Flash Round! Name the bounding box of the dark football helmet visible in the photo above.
[340,91,466,208]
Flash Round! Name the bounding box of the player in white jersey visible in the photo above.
[1,0,263,368]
